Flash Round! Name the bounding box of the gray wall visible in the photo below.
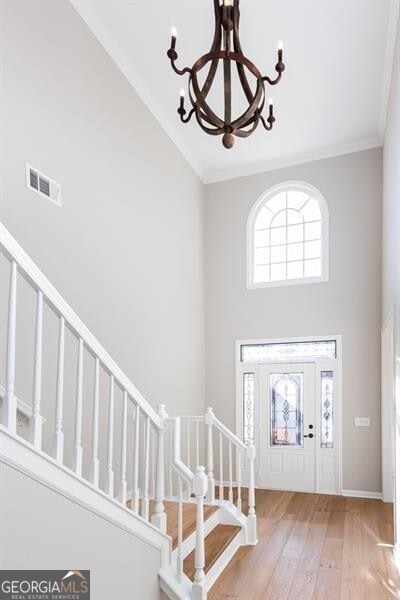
[206,149,382,493]
[0,463,162,600]
[0,0,205,419]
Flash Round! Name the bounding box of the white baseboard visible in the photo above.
[341,489,382,500]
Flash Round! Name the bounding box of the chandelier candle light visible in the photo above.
[167,0,285,149]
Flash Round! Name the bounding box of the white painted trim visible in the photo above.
[381,308,395,502]
[70,0,205,183]
[69,1,385,186]
[245,181,329,290]
[0,426,171,558]
[235,334,342,495]
[0,384,46,422]
[379,1,400,137]
[204,138,382,184]
[0,222,161,428]
[341,489,382,500]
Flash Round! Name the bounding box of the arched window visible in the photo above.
[247,181,329,288]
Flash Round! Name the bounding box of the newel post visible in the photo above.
[192,466,208,600]
[205,407,215,503]
[246,442,258,545]
[151,404,168,533]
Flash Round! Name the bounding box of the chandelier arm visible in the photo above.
[260,114,274,131]
[169,59,192,77]
[262,71,283,86]
[180,108,196,124]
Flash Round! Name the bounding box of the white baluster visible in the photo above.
[151,404,168,533]
[219,432,224,502]
[228,440,233,503]
[192,466,208,598]
[246,443,258,544]
[168,425,173,498]
[196,421,200,468]
[237,448,242,513]
[118,391,128,504]
[53,315,65,463]
[29,289,43,448]
[141,416,151,520]
[4,260,17,433]
[90,357,100,486]
[73,337,83,476]
[186,420,191,498]
[132,403,140,513]
[177,476,183,582]
[205,407,215,503]
[106,374,115,496]
[151,428,156,499]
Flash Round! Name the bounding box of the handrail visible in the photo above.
[211,413,247,451]
[180,411,248,452]
[0,223,161,428]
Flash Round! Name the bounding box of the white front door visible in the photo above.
[258,362,316,492]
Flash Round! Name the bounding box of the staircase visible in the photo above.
[0,222,257,600]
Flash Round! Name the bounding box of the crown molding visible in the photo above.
[203,137,383,184]
[379,0,400,138]
[70,1,387,186]
[70,0,206,183]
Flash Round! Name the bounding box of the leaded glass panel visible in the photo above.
[243,373,255,445]
[241,339,336,362]
[321,371,334,448]
[270,373,303,447]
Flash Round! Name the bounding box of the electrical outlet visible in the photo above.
[354,417,370,427]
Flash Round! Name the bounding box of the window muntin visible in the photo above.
[248,183,328,287]
[241,339,336,363]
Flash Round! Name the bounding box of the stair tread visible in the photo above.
[183,524,241,582]
[127,499,219,550]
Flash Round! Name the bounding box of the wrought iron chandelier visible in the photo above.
[167,0,285,149]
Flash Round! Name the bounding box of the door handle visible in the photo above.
[304,433,314,438]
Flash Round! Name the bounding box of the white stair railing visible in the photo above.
[176,408,258,545]
[0,223,162,525]
[167,414,208,598]
[0,222,257,600]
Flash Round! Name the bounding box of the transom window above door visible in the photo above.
[247,181,329,288]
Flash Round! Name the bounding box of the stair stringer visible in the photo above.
[0,426,171,563]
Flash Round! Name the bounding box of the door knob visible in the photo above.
[304,433,314,438]
[308,424,314,429]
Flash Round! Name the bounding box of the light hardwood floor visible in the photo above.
[208,489,400,600]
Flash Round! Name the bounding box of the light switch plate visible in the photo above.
[355,417,370,427]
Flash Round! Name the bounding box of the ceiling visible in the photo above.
[72,0,399,183]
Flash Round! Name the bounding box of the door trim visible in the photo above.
[235,334,343,494]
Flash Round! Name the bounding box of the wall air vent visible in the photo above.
[26,164,62,206]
